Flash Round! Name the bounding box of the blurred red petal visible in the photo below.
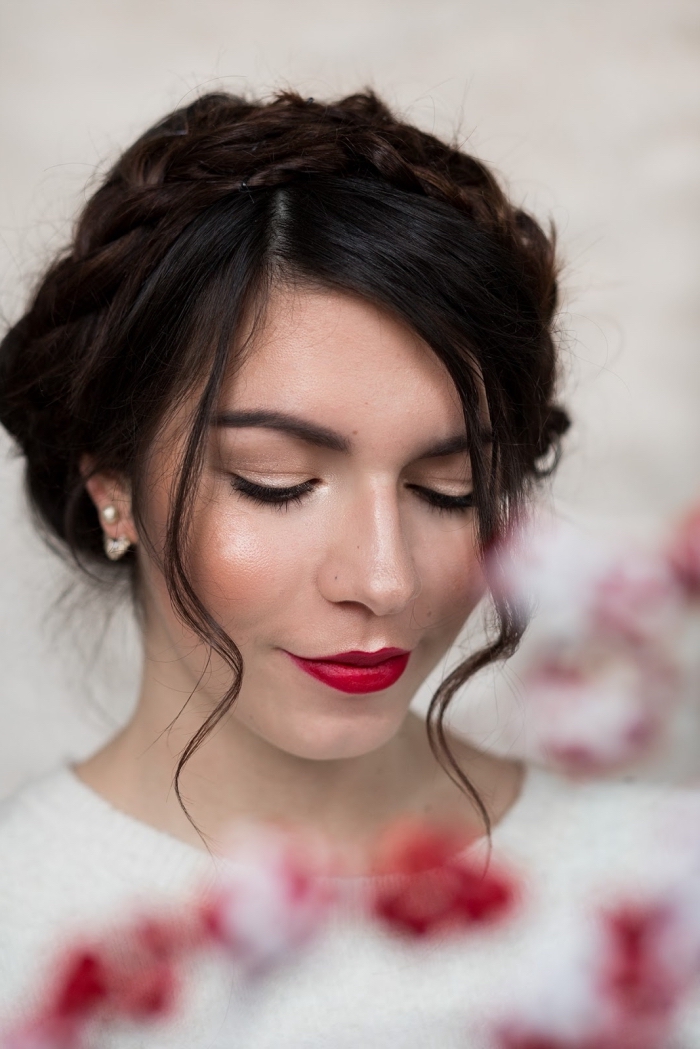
[371,818,475,877]
[601,904,679,1016]
[497,1032,576,1049]
[114,960,178,1018]
[369,820,515,937]
[53,950,109,1017]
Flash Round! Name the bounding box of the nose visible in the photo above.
[316,481,422,616]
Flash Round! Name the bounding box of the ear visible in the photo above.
[80,454,139,547]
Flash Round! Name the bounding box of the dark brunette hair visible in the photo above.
[0,90,568,841]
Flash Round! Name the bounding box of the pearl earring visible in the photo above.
[100,503,132,560]
[104,535,132,561]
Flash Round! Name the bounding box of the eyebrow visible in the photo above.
[213,410,350,451]
[419,433,471,459]
[212,409,481,459]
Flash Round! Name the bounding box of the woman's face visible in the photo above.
[137,285,486,761]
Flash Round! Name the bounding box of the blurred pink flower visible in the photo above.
[596,903,684,1048]
[590,553,683,649]
[4,950,108,1049]
[493,788,700,1049]
[520,652,676,775]
[494,902,688,1049]
[488,517,683,650]
[486,516,684,774]
[3,898,232,1049]
[667,503,700,600]
[200,822,337,974]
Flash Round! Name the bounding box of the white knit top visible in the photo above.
[0,762,699,1048]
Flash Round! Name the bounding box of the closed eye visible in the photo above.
[406,484,475,513]
[230,475,317,509]
[230,475,474,514]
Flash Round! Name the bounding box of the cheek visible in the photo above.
[414,522,486,628]
[186,502,316,642]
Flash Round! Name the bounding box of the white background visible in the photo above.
[0,0,698,797]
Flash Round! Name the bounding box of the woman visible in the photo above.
[0,90,688,1047]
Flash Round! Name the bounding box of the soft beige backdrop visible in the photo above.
[1,0,698,798]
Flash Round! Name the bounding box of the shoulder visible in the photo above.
[0,763,215,907]
[514,764,681,828]
[0,766,85,901]
[496,763,700,899]
[0,767,98,1016]
[0,766,215,1020]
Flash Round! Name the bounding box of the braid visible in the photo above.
[9,92,554,377]
[3,89,558,454]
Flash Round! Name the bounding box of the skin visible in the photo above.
[78,285,524,872]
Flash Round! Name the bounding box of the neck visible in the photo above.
[76,681,444,868]
[73,628,524,871]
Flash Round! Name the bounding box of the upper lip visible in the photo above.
[291,648,410,667]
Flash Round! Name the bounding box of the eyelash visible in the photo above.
[407,485,475,513]
[230,475,316,510]
[229,476,474,514]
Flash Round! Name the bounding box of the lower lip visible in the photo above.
[287,653,410,694]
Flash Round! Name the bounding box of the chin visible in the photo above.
[254,707,407,762]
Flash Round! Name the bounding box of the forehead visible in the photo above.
[225,285,465,435]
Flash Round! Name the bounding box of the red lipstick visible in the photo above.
[286,647,410,694]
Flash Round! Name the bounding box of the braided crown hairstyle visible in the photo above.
[0,90,568,840]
